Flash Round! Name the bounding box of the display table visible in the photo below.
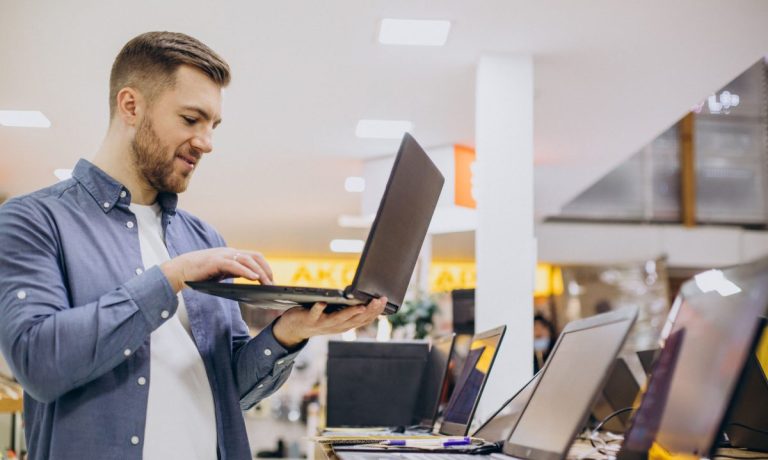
[312,438,768,460]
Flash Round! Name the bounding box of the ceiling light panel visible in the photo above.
[344,176,366,192]
[378,19,451,46]
[355,119,413,139]
[0,110,51,128]
[53,169,73,181]
[330,239,365,253]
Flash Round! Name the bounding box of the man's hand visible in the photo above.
[272,297,388,349]
[160,248,273,293]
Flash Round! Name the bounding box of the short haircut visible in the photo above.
[109,31,231,118]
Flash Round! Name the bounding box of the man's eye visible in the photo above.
[182,116,197,125]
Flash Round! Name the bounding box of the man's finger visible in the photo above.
[309,302,327,321]
[247,251,274,283]
[327,305,366,324]
[236,254,273,285]
[224,259,260,281]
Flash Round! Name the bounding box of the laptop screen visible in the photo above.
[350,133,445,309]
[440,326,505,435]
[620,260,768,458]
[505,311,636,459]
[412,334,455,428]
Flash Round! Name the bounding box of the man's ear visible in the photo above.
[115,87,144,127]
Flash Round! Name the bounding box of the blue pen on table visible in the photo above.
[379,436,472,447]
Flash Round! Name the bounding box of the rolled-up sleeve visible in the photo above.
[0,198,178,403]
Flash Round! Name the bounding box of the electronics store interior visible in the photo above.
[1,2,768,460]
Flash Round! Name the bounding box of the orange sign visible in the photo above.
[454,145,477,209]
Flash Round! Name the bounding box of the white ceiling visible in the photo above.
[1,1,767,259]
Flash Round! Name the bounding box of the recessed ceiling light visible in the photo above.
[378,19,451,46]
[0,110,51,128]
[337,214,375,228]
[344,177,366,192]
[53,169,73,181]
[330,239,365,253]
[356,119,413,139]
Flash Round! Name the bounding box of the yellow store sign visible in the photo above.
[242,258,561,297]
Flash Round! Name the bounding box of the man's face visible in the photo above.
[131,65,223,194]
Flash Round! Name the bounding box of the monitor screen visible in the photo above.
[412,334,455,427]
[507,318,633,456]
[620,260,768,458]
[441,327,504,431]
[452,289,475,335]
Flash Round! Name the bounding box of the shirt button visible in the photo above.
[277,360,285,365]
[263,348,272,356]
[135,268,143,275]
[123,349,131,357]
[16,290,27,300]
[160,310,170,319]
[120,191,127,198]
[131,436,140,445]
[126,221,134,229]
[257,384,264,389]
[137,377,147,386]
[103,202,110,208]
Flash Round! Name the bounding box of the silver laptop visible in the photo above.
[335,306,638,460]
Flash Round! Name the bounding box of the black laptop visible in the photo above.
[618,259,768,460]
[411,333,457,431]
[187,133,445,315]
[326,326,506,445]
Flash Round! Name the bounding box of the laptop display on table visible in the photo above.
[411,333,457,431]
[502,306,638,460]
[326,326,505,444]
[618,258,768,460]
[334,307,638,460]
[440,326,507,436]
[188,133,445,315]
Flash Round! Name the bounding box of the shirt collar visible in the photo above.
[72,159,178,215]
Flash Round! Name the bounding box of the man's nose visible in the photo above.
[191,131,213,154]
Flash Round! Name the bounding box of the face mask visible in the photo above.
[533,337,551,352]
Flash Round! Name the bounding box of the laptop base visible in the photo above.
[186,281,358,312]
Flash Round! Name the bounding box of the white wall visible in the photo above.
[537,222,768,267]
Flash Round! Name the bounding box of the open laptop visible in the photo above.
[440,326,507,436]
[618,258,768,460]
[187,133,444,314]
[501,306,638,460]
[724,318,768,452]
[334,307,638,460]
[411,333,457,431]
[324,326,505,443]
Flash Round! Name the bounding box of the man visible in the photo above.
[0,31,386,460]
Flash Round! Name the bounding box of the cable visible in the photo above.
[713,454,768,460]
[594,407,635,433]
[726,422,768,436]
[588,406,633,450]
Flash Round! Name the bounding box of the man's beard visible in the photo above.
[131,116,192,194]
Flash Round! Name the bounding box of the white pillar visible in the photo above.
[475,55,535,421]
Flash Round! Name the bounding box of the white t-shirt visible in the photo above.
[130,203,217,460]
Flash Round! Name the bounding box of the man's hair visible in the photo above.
[109,31,231,118]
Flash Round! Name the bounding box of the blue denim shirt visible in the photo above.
[0,159,302,460]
